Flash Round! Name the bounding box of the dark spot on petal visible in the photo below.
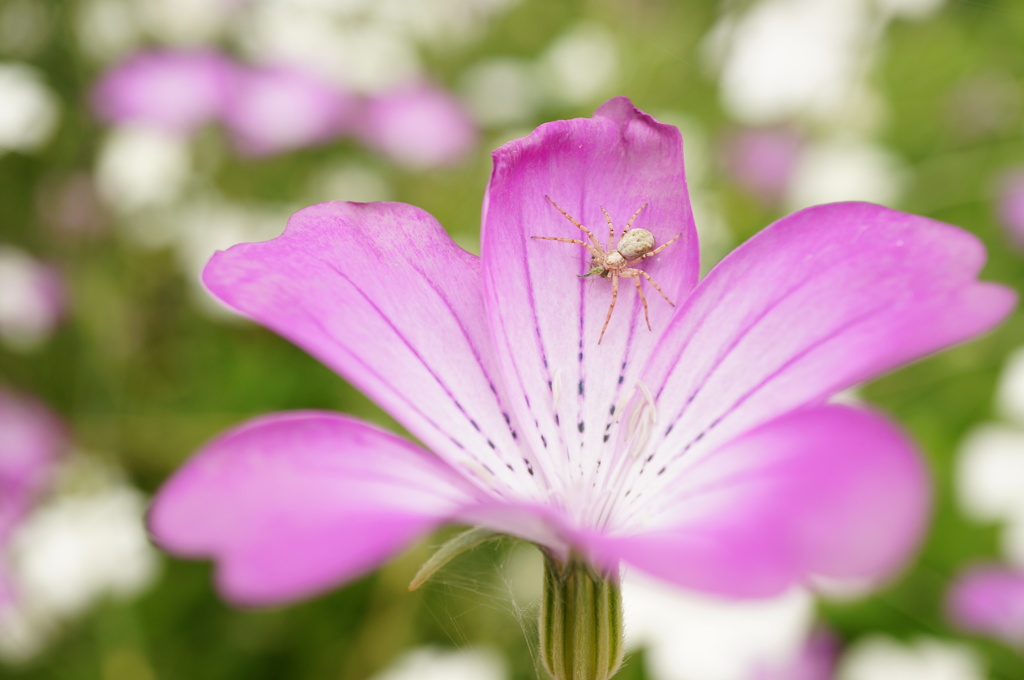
[503,412,511,425]
[540,435,548,448]
[487,440,496,449]
[506,463,514,471]
[470,419,481,432]
[624,489,631,497]
[454,400,466,413]
[543,357,549,368]
[618,375,625,385]
[577,421,585,433]
[603,434,610,442]
[554,413,560,425]
[449,437,465,450]
[547,380,553,391]
[512,431,518,440]
[657,466,666,476]
[483,464,496,475]
[645,454,654,462]
[665,423,674,435]
[609,404,616,415]
[489,382,498,395]
[578,380,584,395]
[578,352,583,361]
[694,431,705,442]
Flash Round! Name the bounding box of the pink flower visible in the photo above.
[221,64,355,157]
[995,168,1024,250]
[91,50,237,137]
[720,126,803,205]
[0,388,63,607]
[150,98,1015,606]
[0,247,66,350]
[948,564,1024,646]
[357,81,478,169]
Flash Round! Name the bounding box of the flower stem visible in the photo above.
[540,555,623,680]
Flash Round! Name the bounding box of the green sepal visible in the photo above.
[540,555,624,680]
[408,527,502,591]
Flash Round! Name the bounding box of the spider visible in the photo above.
[532,195,682,344]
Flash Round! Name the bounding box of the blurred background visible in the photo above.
[1,0,1024,678]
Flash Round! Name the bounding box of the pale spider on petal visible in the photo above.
[532,195,682,344]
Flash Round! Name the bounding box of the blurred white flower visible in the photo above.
[370,0,520,48]
[137,195,294,314]
[0,63,59,154]
[540,22,619,106]
[368,646,507,680]
[460,58,543,127]
[136,0,235,46]
[238,4,421,93]
[308,163,392,204]
[996,347,1024,424]
[705,0,879,126]
[785,137,906,211]
[836,636,985,680]
[959,425,1024,526]
[75,0,141,62]
[0,248,65,351]
[624,572,814,680]
[875,0,946,21]
[95,126,192,213]
[957,347,1024,566]
[0,457,159,662]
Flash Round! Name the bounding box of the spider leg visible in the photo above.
[633,274,651,330]
[600,206,616,251]
[636,268,675,306]
[530,235,603,260]
[623,202,649,231]
[598,271,619,344]
[637,232,682,260]
[545,195,603,250]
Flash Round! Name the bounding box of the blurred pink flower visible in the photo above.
[749,630,838,680]
[91,49,237,137]
[995,169,1024,250]
[222,64,355,157]
[0,388,64,607]
[721,126,803,205]
[358,81,478,169]
[948,564,1024,646]
[150,98,1013,606]
[0,247,66,350]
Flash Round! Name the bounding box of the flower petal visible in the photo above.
[631,202,1014,494]
[947,564,1024,645]
[149,412,481,605]
[587,405,929,597]
[482,97,699,507]
[203,201,535,500]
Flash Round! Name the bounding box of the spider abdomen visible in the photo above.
[617,229,655,260]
